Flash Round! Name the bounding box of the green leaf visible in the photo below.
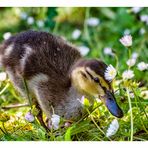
[71,121,90,136]
[64,127,72,141]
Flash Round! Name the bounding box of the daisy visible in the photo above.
[131,52,139,59]
[77,96,85,105]
[3,32,12,40]
[137,62,148,71]
[20,12,28,20]
[27,17,34,25]
[78,46,90,56]
[131,7,142,14]
[106,119,119,137]
[122,70,134,80]
[77,96,90,107]
[36,20,44,28]
[140,15,148,23]
[72,29,81,40]
[119,35,132,47]
[16,112,23,118]
[126,58,136,67]
[0,72,7,81]
[140,90,148,100]
[139,28,146,35]
[129,92,135,99]
[103,47,114,56]
[86,17,100,27]
[51,114,60,130]
[25,112,35,122]
[124,29,130,35]
[104,65,117,82]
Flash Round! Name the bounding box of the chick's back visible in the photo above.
[0,31,81,88]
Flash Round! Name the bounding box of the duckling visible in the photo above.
[0,30,123,129]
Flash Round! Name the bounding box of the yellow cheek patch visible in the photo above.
[86,67,111,90]
[98,76,110,90]
[71,66,111,97]
[71,67,99,96]
[81,79,99,95]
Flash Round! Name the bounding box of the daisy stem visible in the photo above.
[0,83,10,95]
[84,8,90,41]
[86,108,111,141]
[83,8,94,49]
[53,21,59,33]
[128,47,131,59]
[126,88,133,141]
[114,54,119,71]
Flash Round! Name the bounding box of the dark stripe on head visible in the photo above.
[80,71,87,78]
[85,67,106,92]
[85,69,94,80]
[71,59,111,85]
[86,59,111,84]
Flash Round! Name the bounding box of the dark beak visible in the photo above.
[101,90,123,118]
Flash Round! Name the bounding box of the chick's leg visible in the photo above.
[35,103,50,132]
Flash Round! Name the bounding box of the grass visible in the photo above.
[0,7,148,141]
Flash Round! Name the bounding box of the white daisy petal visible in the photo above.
[51,114,60,130]
[140,15,148,23]
[119,35,132,47]
[25,112,35,122]
[78,46,90,56]
[86,17,100,27]
[106,119,119,137]
[139,28,146,35]
[129,92,135,99]
[78,96,85,105]
[77,96,90,107]
[124,29,130,35]
[37,20,44,28]
[137,62,148,71]
[122,70,134,80]
[131,52,139,59]
[0,72,7,81]
[131,7,142,14]
[27,17,34,25]
[126,58,136,67]
[140,90,148,100]
[72,29,81,40]
[103,47,114,56]
[104,65,117,82]
[3,32,12,40]
[20,12,28,20]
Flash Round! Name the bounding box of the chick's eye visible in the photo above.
[94,77,100,83]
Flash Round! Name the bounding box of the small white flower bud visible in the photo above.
[119,35,132,47]
[86,17,100,27]
[106,119,119,137]
[72,29,81,40]
[122,70,134,80]
[126,59,136,67]
[25,112,35,122]
[137,62,148,71]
